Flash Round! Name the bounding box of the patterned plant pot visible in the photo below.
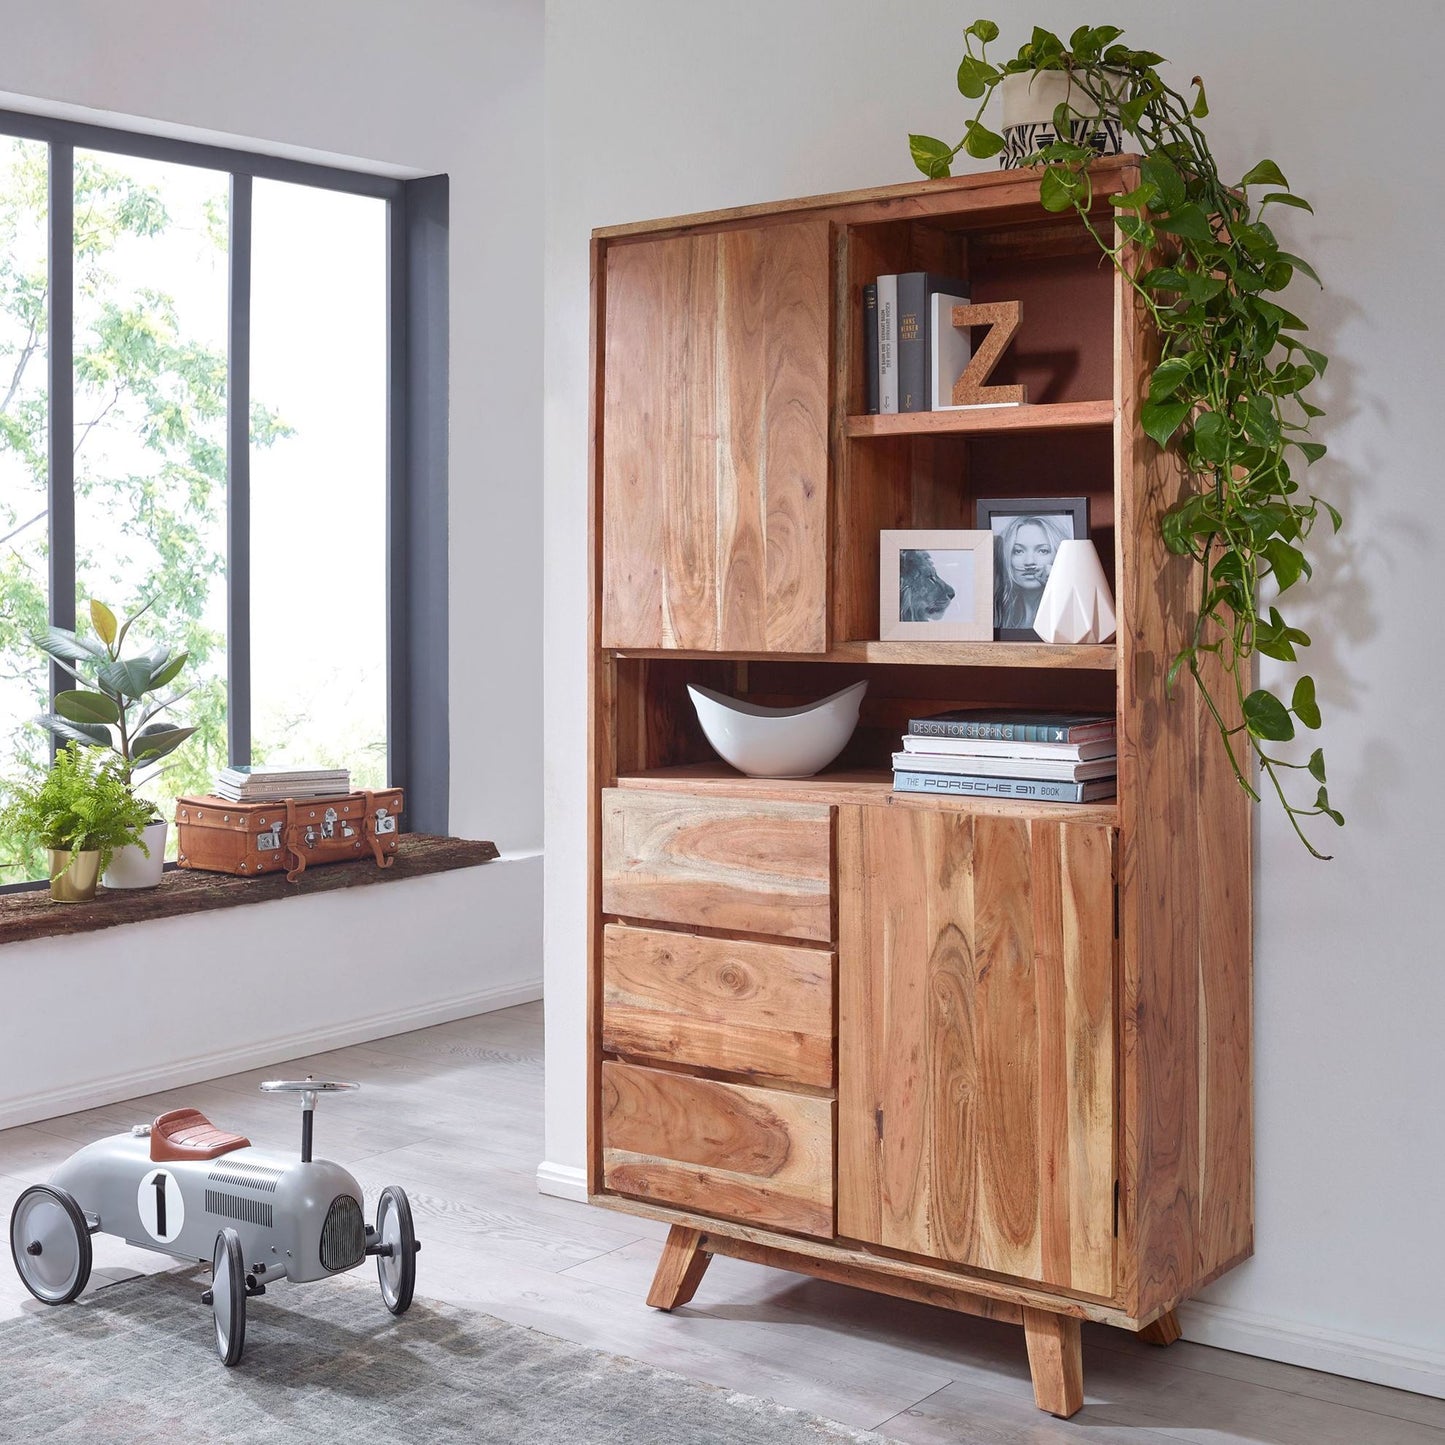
[997,69,1124,169]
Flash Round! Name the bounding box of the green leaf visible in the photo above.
[1263,538,1308,591]
[34,714,111,748]
[1242,689,1295,742]
[1240,159,1289,189]
[1244,395,1281,446]
[1191,409,1229,463]
[1140,155,1185,210]
[98,657,156,700]
[1116,214,1155,246]
[1039,167,1075,212]
[1190,75,1209,118]
[1276,250,1321,286]
[1320,498,1343,532]
[130,723,197,764]
[89,600,118,648]
[146,650,188,691]
[1315,786,1344,826]
[1148,357,1193,399]
[957,55,993,99]
[962,119,1005,160]
[1291,675,1321,729]
[1141,398,1190,447]
[966,18,1000,43]
[1111,182,1158,210]
[34,626,106,666]
[909,134,956,179]
[1153,204,1214,243]
[55,689,121,725]
[1262,191,1314,213]
[1308,748,1327,783]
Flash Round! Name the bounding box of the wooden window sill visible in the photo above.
[0,834,500,947]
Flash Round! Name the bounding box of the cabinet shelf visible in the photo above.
[610,641,1116,671]
[845,399,1114,438]
[615,764,1119,826]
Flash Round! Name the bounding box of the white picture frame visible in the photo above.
[879,530,995,642]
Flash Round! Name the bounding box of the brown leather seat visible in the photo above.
[150,1108,251,1163]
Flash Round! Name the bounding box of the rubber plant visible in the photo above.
[910,21,1342,857]
[32,598,196,797]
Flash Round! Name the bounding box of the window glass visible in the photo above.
[0,137,49,882]
[249,179,388,787]
[71,149,232,837]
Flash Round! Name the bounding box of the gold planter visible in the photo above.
[48,848,100,903]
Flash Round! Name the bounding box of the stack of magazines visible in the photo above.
[213,765,351,803]
[893,710,1117,804]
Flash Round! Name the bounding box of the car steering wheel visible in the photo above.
[260,1077,360,1161]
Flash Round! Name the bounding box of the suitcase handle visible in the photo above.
[282,792,399,883]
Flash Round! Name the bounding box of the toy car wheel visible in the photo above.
[212,1228,247,1366]
[375,1185,416,1316]
[9,1184,92,1305]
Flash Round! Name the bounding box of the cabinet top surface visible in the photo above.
[592,154,1142,241]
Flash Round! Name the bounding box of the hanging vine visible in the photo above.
[911,21,1342,857]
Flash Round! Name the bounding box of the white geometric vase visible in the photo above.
[1033,540,1118,645]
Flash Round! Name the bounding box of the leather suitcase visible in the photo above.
[175,789,403,882]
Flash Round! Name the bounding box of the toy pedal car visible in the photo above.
[7,1078,419,1365]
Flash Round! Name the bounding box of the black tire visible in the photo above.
[375,1185,416,1316]
[212,1228,246,1366]
[9,1185,92,1305]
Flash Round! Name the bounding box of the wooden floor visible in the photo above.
[2,1003,1441,1443]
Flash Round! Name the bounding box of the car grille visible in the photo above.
[320,1194,366,1272]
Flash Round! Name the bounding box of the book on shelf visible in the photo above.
[899,733,1117,763]
[863,282,879,414]
[892,751,1116,784]
[907,709,1116,744]
[895,272,969,413]
[877,274,898,414]
[892,771,1117,804]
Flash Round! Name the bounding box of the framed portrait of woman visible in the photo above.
[974,497,1090,640]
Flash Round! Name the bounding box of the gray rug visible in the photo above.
[1,1267,897,1443]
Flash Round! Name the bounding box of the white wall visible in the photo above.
[0,0,545,1110]
[542,0,1445,1396]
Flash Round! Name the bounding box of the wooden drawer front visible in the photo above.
[601,1061,835,1238]
[603,924,835,1088]
[601,789,834,942]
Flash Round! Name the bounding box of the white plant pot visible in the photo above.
[102,818,168,890]
[687,681,867,779]
[1033,540,1118,645]
[997,69,1124,169]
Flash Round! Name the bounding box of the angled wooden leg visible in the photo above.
[646,1225,712,1310]
[1023,1307,1084,1418]
[1138,1308,1182,1346]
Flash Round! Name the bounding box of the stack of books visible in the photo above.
[893,710,1118,804]
[213,764,351,803]
[864,271,972,414]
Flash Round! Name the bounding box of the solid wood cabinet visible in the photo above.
[837,806,1115,1299]
[586,161,1253,1422]
[599,219,831,653]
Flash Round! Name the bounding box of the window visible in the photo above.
[0,115,448,885]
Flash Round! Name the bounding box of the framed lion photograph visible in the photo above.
[878,530,994,642]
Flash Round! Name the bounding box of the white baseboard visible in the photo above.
[536,1160,588,1202]
[1,977,543,1133]
[1181,1300,1445,1400]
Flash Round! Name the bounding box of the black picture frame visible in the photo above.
[975,496,1090,640]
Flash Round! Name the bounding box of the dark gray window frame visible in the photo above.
[0,109,449,886]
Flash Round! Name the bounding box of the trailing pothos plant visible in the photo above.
[910,21,1342,857]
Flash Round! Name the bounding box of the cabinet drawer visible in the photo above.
[601,1061,834,1238]
[601,789,834,942]
[602,924,835,1087]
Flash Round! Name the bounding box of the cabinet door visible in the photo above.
[838,806,1116,1297]
[600,219,830,652]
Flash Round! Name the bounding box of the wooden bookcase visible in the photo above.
[585,157,1252,1419]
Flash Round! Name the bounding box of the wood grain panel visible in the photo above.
[602,924,835,1086]
[838,805,1115,1297]
[1113,186,1254,1319]
[601,1061,835,1238]
[601,788,834,942]
[600,220,830,653]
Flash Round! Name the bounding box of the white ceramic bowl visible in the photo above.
[687,681,867,778]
